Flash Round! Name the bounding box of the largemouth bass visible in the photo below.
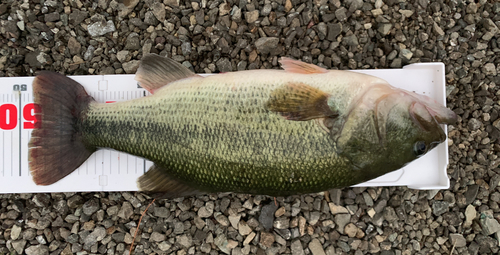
[29,55,456,198]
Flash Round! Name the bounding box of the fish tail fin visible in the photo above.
[29,71,96,185]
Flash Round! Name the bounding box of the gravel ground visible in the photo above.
[1,0,500,254]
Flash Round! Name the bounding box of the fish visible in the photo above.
[28,54,457,198]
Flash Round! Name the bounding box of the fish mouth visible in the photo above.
[409,102,447,143]
[408,92,457,125]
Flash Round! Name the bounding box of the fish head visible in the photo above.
[334,84,456,181]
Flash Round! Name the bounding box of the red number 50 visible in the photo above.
[0,103,41,130]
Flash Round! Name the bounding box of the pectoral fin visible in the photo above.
[135,54,201,94]
[266,83,338,121]
[137,164,204,199]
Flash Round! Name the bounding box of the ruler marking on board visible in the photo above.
[3,131,5,177]
[18,91,22,177]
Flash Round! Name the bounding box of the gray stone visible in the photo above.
[259,202,278,230]
[335,7,347,21]
[262,4,272,16]
[144,11,159,25]
[177,234,193,248]
[329,203,348,215]
[449,234,466,247]
[482,63,497,76]
[238,221,252,236]
[363,192,374,206]
[82,198,99,216]
[245,10,259,23]
[317,22,327,38]
[36,235,46,245]
[216,58,232,72]
[465,184,479,205]
[0,4,7,16]
[198,202,214,218]
[466,2,477,13]
[117,0,139,18]
[117,202,133,219]
[274,217,290,229]
[195,10,204,25]
[231,7,242,22]
[308,239,326,255]
[158,241,171,251]
[338,241,350,252]
[390,58,402,68]
[151,2,166,21]
[150,232,165,242]
[418,0,429,8]
[432,201,449,216]
[400,49,413,61]
[87,20,116,37]
[25,244,49,255]
[480,211,500,235]
[181,42,192,56]
[11,240,27,254]
[378,23,392,35]
[122,60,140,74]
[0,20,19,39]
[237,60,247,71]
[291,239,305,255]
[309,211,320,225]
[26,51,52,67]
[219,2,231,16]
[69,10,88,25]
[173,221,185,234]
[433,22,445,36]
[83,226,106,250]
[216,214,230,226]
[44,12,60,22]
[327,23,342,41]
[67,37,81,55]
[344,223,358,238]
[260,232,275,248]
[165,0,179,7]
[11,224,22,240]
[335,214,351,234]
[255,37,279,55]
[154,207,170,218]
[329,189,342,204]
[468,118,482,131]
[106,205,119,216]
[214,234,231,254]
[84,45,95,61]
[116,50,130,63]
[343,34,358,46]
[493,2,500,13]
[125,33,141,50]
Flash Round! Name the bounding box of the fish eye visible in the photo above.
[413,141,427,157]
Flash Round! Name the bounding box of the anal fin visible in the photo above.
[137,165,205,199]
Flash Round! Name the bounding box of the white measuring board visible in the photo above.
[0,62,451,194]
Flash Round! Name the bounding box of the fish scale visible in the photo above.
[80,71,353,196]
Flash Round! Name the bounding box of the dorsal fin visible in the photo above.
[137,164,205,199]
[279,57,328,74]
[135,54,201,94]
[265,82,338,121]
